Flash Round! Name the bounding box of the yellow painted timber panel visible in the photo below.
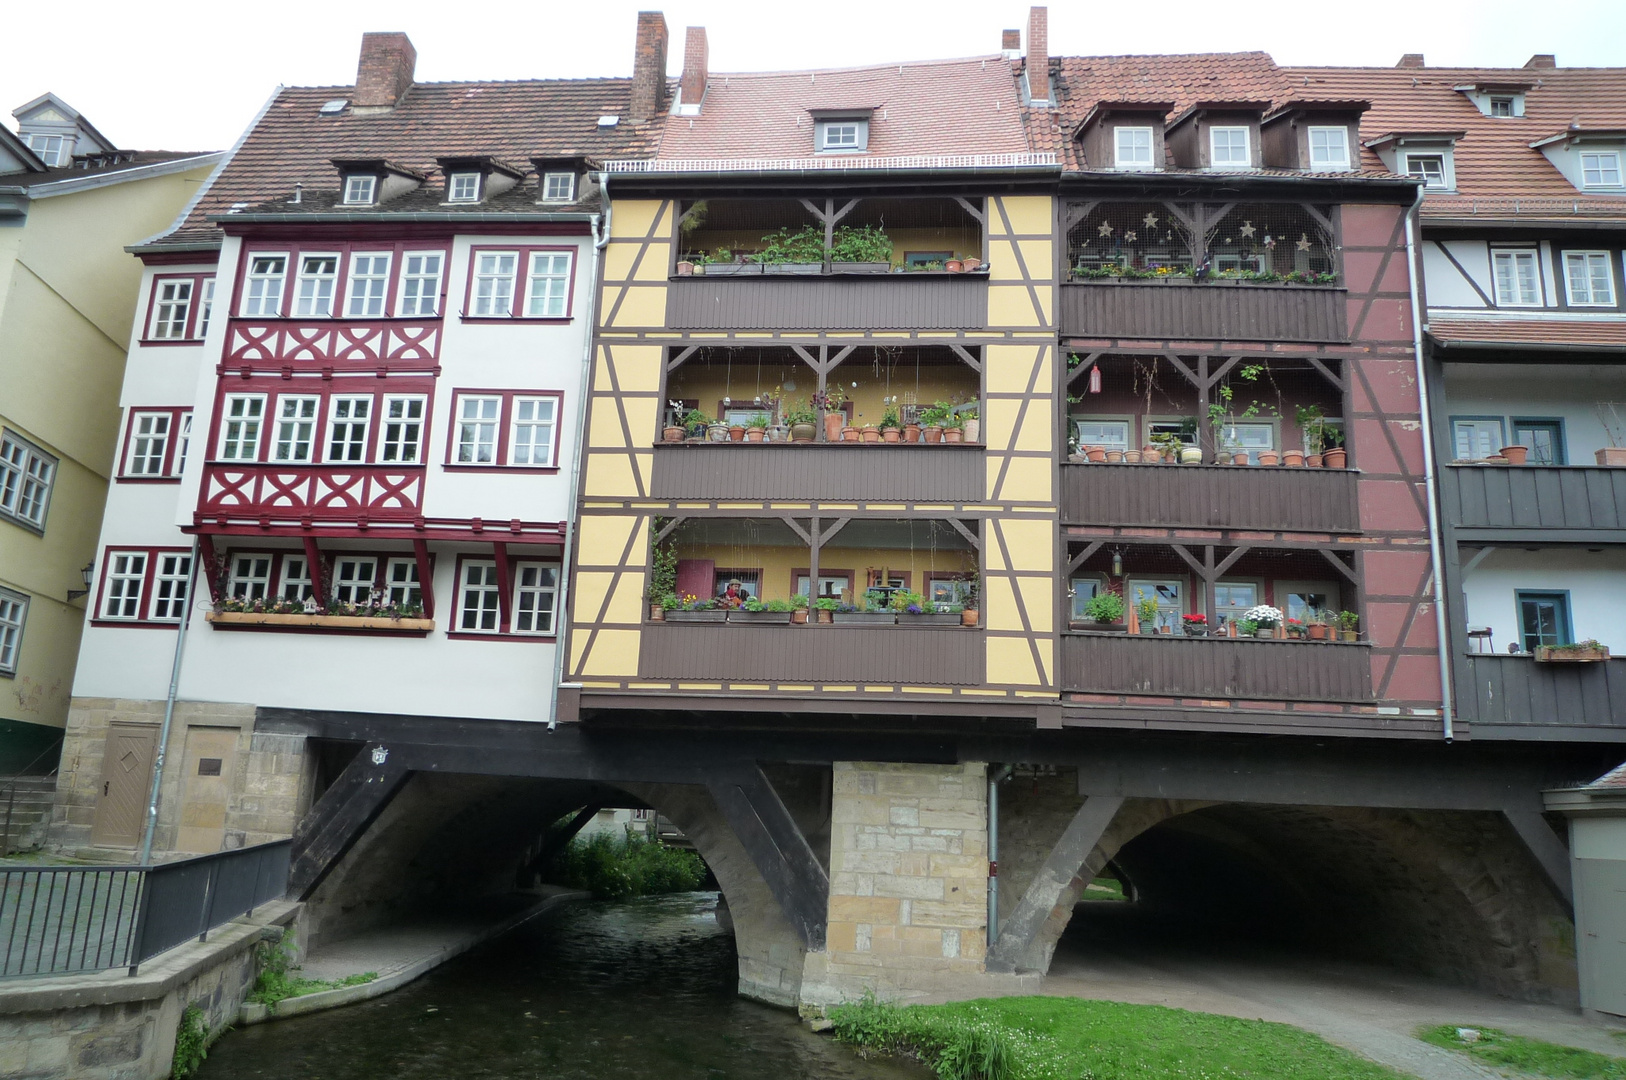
[982,575,1020,630]
[987,284,1043,328]
[998,516,1054,571]
[587,396,637,450]
[985,345,1044,394]
[598,343,663,393]
[993,195,1053,237]
[1016,576,1055,636]
[1011,397,1053,453]
[577,514,644,566]
[986,635,1042,686]
[610,199,667,240]
[604,570,647,626]
[584,453,640,498]
[571,571,615,627]
[601,243,642,283]
[605,287,666,330]
[989,456,1053,504]
[577,629,642,677]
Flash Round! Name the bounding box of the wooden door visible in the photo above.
[90,724,157,848]
[1577,857,1626,1016]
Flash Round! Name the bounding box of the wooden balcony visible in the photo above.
[650,442,985,502]
[224,318,442,371]
[1061,632,1373,702]
[1444,464,1626,540]
[665,275,988,331]
[1461,654,1626,740]
[199,464,424,523]
[1060,281,1347,343]
[637,623,985,686]
[1061,462,1359,532]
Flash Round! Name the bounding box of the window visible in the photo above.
[380,396,426,463]
[398,253,442,316]
[150,280,193,339]
[27,133,66,166]
[1452,418,1505,461]
[228,554,272,600]
[346,254,391,317]
[343,175,376,205]
[542,173,575,202]
[198,280,215,337]
[0,588,27,676]
[1210,127,1250,168]
[332,558,377,605]
[1074,419,1130,454]
[514,563,557,633]
[818,120,867,152]
[458,561,501,631]
[0,430,56,531]
[1128,580,1182,630]
[385,558,422,607]
[448,173,481,202]
[219,396,264,460]
[472,252,517,316]
[449,391,562,468]
[1492,250,1542,306]
[1144,418,1196,449]
[1068,577,1102,622]
[279,555,313,602]
[1304,417,1344,454]
[525,252,572,317]
[795,573,853,601]
[326,397,371,462]
[1213,582,1259,624]
[101,552,148,620]
[1512,419,1566,465]
[1405,153,1449,189]
[124,412,172,476]
[1115,127,1154,168]
[242,256,287,317]
[1308,127,1349,171]
[714,571,762,603]
[1564,251,1616,306]
[1279,582,1338,624]
[1518,591,1572,651]
[456,396,501,463]
[272,396,320,462]
[1220,422,1276,465]
[294,255,338,317]
[1490,97,1515,118]
[1581,152,1623,188]
[176,414,193,474]
[511,397,557,466]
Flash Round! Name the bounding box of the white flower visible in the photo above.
[1241,604,1283,625]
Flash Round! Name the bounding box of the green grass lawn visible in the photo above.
[1419,1025,1626,1079]
[830,994,1414,1080]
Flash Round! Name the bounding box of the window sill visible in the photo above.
[445,631,557,642]
[137,338,208,347]
[91,619,184,630]
[441,464,561,474]
[116,476,183,485]
[204,611,433,635]
[458,316,574,325]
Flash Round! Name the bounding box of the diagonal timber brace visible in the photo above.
[288,742,411,899]
[707,767,829,949]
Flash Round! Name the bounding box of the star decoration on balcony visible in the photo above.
[1239,221,1256,239]
[1124,231,1137,242]
[1142,212,1159,228]
[1097,221,1115,237]
[1296,233,1313,251]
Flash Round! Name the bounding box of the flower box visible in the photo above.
[902,613,964,626]
[729,609,794,624]
[702,263,760,276]
[1533,642,1610,662]
[206,611,434,632]
[666,609,726,622]
[831,262,891,274]
[832,611,896,625]
[761,263,823,275]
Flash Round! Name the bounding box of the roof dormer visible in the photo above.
[435,156,523,205]
[11,92,116,167]
[1530,128,1626,193]
[1364,132,1465,192]
[1075,102,1174,172]
[810,109,873,154]
[1261,100,1370,172]
[329,158,425,206]
[1165,101,1270,171]
[530,157,591,204]
[1455,79,1534,118]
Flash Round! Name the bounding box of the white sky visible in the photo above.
[4,0,1623,152]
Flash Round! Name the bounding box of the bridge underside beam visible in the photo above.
[289,743,411,899]
[708,767,830,950]
[987,794,1123,973]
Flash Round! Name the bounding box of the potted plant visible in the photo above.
[920,401,952,444]
[1243,604,1283,639]
[1142,445,1163,464]
[647,534,678,620]
[662,419,685,442]
[841,425,861,442]
[667,595,725,622]
[732,597,794,624]
[786,401,818,443]
[1180,445,1204,464]
[903,416,922,443]
[1297,405,1327,467]
[1136,595,1160,635]
[1534,639,1610,662]
[1283,617,1304,639]
[880,406,903,443]
[813,596,840,624]
[1336,610,1359,641]
[1258,450,1281,466]
[962,256,983,272]
[832,594,896,625]
[1124,449,1143,464]
[813,386,847,442]
[1235,618,1259,638]
[860,422,882,443]
[1323,427,1347,469]
[706,419,730,442]
[1181,613,1208,637]
[790,593,810,624]
[728,420,747,442]
[703,248,758,276]
[1500,444,1529,465]
[1307,609,1330,641]
[830,225,893,273]
[744,413,771,442]
[681,408,712,441]
[753,226,825,274]
[676,258,696,276]
[1283,448,1306,467]
[1083,591,1127,633]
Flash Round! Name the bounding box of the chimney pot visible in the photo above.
[681,27,708,111]
[630,11,669,122]
[1026,7,1050,104]
[1002,29,1020,52]
[1396,53,1425,68]
[1524,53,1557,69]
[354,32,417,108]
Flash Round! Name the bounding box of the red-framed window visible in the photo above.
[142,274,216,343]
[93,546,193,627]
[118,408,192,482]
[221,548,429,609]
[208,377,435,466]
[232,241,450,320]
[449,551,558,639]
[461,245,577,321]
[443,388,562,471]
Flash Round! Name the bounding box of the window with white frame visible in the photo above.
[1128,579,1183,629]
[101,552,147,619]
[294,255,338,317]
[326,397,371,462]
[818,121,867,152]
[1308,126,1349,171]
[456,396,501,463]
[1213,581,1259,623]
[150,280,193,339]
[242,256,287,317]
[526,252,572,317]
[1490,97,1516,118]
[1404,153,1449,189]
[1068,576,1102,622]
[1492,249,1542,307]
[27,133,66,166]
[228,554,272,600]
[279,555,313,602]
[472,252,517,316]
[794,573,852,601]
[514,563,557,633]
[1452,417,1506,460]
[1144,418,1197,448]
[0,587,25,675]
[542,173,575,202]
[0,430,56,531]
[198,279,215,337]
[448,172,481,203]
[1210,127,1250,168]
[510,397,558,466]
[1581,151,1623,188]
[331,557,377,605]
[1220,421,1276,463]
[385,558,422,607]
[124,412,172,476]
[1074,419,1130,454]
[398,253,442,316]
[343,174,377,205]
[380,396,426,463]
[272,396,320,462]
[346,253,391,317]
[1564,251,1617,306]
[176,414,193,474]
[1114,127,1154,168]
[150,553,191,621]
[458,561,501,631]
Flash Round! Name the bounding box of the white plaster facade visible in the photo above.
[1458,548,1626,654]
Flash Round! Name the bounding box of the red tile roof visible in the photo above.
[1583,761,1626,790]
[1428,315,1626,349]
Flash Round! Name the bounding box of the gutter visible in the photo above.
[23,152,224,200]
[1404,186,1456,743]
[139,536,201,864]
[209,210,604,225]
[1430,338,1626,356]
[616,165,1062,183]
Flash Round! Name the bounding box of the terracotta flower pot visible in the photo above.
[817,609,834,624]
[904,424,921,443]
[824,413,845,442]
[1143,448,1162,464]
[960,256,982,272]
[943,428,964,443]
[946,259,964,272]
[649,603,665,621]
[1087,447,1107,463]
[1499,445,1529,465]
[1124,450,1143,463]
[1283,450,1305,467]
[728,425,746,442]
[1323,448,1347,468]
[707,423,730,442]
[882,428,901,443]
[662,426,684,442]
[924,426,944,444]
[1307,453,1323,468]
[961,608,978,627]
[676,261,695,276]
[1258,451,1281,466]
[745,428,766,442]
[1308,623,1329,640]
[791,610,808,624]
[861,425,882,443]
[842,426,861,442]
[1105,450,1124,463]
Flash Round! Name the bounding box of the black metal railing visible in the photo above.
[0,839,290,978]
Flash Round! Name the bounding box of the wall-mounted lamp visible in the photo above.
[67,561,93,602]
[1110,549,1124,578]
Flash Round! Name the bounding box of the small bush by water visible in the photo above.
[248,930,377,1008]
[171,1003,218,1079]
[1419,1025,1626,1078]
[556,830,707,899]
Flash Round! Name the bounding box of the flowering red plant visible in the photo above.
[1181,613,1207,624]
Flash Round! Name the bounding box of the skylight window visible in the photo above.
[448,172,481,203]
[319,100,348,115]
[343,175,377,205]
[597,115,620,128]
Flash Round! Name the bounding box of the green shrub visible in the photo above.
[555,830,707,899]
[830,993,1013,1080]
[1082,592,1125,624]
[171,1004,211,1079]
[248,929,377,1008]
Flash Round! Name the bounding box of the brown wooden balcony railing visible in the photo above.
[1060,282,1347,343]
[199,464,424,522]
[1061,462,1360,531]
[1061,632,1373,702]
[1444,464,1626,538]
[638,622,985,686]
[1461,654,1626,738]
[650,443,985,502]
[224,318,442,371]
[665,276,988,331]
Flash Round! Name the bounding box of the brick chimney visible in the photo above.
[1525,53,1557,69]
[680,26,708,112]
[1396,53,1426,68]
[630,11,669,122]
[1002,29,1020,52]
[354,32,417,109]
[1026,7,1050,105]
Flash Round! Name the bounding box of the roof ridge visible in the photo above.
[705,54,1009,80]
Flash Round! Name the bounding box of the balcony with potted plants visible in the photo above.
[1061,352,1358,532]
[667,196,990,330]
[1060,199,1348,342]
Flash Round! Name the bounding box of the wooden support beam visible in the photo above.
[1502,808,1573,909]
[798,198,829,224]
[947,518,982,552]
[1165,353,1202,390]
[707,768,830,949]
[302,536,326,613]
[1061,200,1098,235]
[653,516,687,545]
[1213,545,1252,579]
[1305,356,1343,391]
[780,516,813,546]
[1204,545,1219,625]
[789,344,821,373]
[826,345,858,373]
[288,743,411,899]
[1460,546,1496,576]
[1318,548,1359,584]
[1066,540,1105,577]
[1168,543,1209,581]
[948,344,983,373]
[666,345,701,372]
[817,517,851,545]
[1304,203,1337,237]
[492,541,514,632]
[412,539,434,619]
[196,533,220,604]
[954,196,988,225]
[830,198,859,226]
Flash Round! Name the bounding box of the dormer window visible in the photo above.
[1210,127,1250,168]
[1404,153,1450,189]
[26,134,67,166]
[542,172,576,202]
[1308,127,1350,171]
[816,117,869,153]
[1115,127,1154,169]
[1490,97,1516,118]
[448,173,481,203]
[1582,151,1623,188]
[343,175,376,205]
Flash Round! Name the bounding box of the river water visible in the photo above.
[198,892,924,1080]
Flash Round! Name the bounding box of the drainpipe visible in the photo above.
[139,535,200,864]
[986,764,1013,948]
[546,177,609,732]
[1403,187,1455,742]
